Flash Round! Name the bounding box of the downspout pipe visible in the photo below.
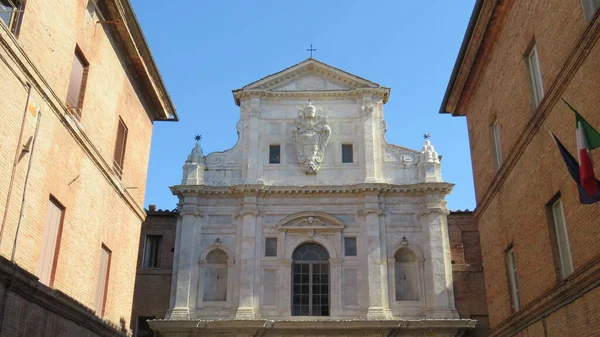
[11,109,42,262]
[0,83,32,248]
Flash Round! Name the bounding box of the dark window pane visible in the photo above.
[344,237,357,256]
[342,144,353,163]
[143,235,162,268]
[269,145,280,164]
[265,237,277,257]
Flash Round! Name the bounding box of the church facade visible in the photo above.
[151,59,475,336]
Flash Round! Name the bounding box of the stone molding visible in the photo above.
[172,182,454,196]
[149,318,476,336]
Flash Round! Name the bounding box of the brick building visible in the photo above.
[441,0,600,336]
[132,209,488,337]
[0,1,176,336]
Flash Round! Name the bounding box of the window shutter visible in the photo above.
[95,246,111,316]
[67,52,86,110]
[113,118,128,176]
[38,198,64,286]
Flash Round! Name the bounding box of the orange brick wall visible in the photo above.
[0,1,164,332]
[448,211,489,337]
[131,208,177,332]
[454,0,600,334]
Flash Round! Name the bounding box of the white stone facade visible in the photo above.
[155,59,474,336]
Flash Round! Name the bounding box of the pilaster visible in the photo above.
[167,200,204,319]
[418,201,458,319]
[362,95,381,183]
[235,193,260,319]
[360,192,391,319]
[245,97,261,183]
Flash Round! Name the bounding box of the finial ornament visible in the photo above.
[423,133,431,140]
[194,134,202,142]
[290,102,331,174]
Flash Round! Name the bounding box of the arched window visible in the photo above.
[292,243,330,316]
[394,247,419,301]
[203,249,228,301]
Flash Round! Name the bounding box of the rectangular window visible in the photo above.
[550,197,574,279]
[583,0,600,22]
[342,144,353,163]
[136,316,155,337]
[0,0,25,35]
[37,197,65,287]
[142,235,162,268]
[527,45,544,108]
[113,117,128,178]
[66,48,89,117]
[344,237,357,257]
[94,245,111,316]
[265,237,277,257]
[269,145,280,164]
[506,247,521,311]
[491,120,502,169]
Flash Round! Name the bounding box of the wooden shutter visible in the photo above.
[67,51,86,110]
[37,197,64,286]
[95,245,111,316]
[113,118,128,177]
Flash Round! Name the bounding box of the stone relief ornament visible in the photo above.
[290,102,331,174]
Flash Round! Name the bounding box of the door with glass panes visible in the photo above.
[291,243,330,316]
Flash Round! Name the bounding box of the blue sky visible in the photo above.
[133,0,477,211]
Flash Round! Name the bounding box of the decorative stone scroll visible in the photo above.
[290,102,331,174]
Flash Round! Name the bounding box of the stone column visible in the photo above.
[419,206,458,319]
[279,258,292,316]
[235,194,259,319]
[245,97,261,183]
[167,201,203,319]
[361,192,390,319]
[329,258,342,317]
[361,95,380,183]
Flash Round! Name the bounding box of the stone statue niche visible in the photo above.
[290,102,331,174]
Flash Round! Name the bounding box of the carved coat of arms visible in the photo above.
[290,103,331,174]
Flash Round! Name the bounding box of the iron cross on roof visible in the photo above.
[306,43,316,58]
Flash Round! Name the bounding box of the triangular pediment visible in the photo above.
[239,58,381,92]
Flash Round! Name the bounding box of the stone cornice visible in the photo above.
[473,11,600,220]
[170,182,454,196]
[149,318,476,333]
[233,88,390,106]
[0,24,147,221]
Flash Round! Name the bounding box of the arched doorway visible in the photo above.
[291,243,330,316]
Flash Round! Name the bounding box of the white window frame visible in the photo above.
[506,247,521,311]
[527,45,544,108]
[491,120,502,169]
[582,0,600,22]
[551,198,574,279]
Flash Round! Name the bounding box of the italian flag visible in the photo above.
[564,100,600,196]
